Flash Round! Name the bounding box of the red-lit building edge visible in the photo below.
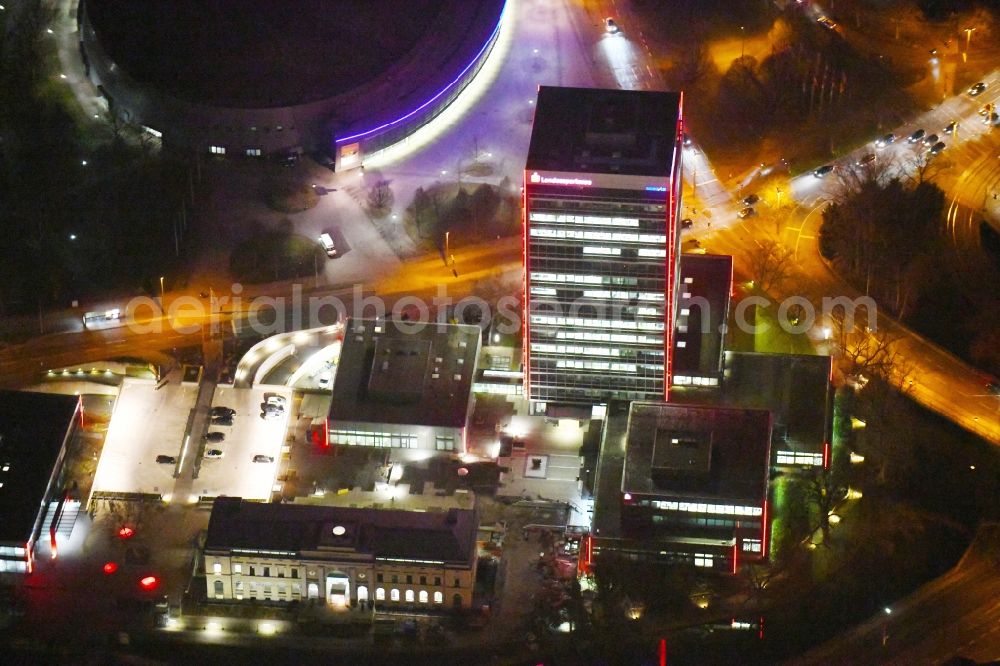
[663,91,684,402]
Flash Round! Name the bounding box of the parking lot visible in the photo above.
[187,385,292,501]
[91,378,198,498]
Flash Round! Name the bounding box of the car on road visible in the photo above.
[928,141,946,155]
[204,449,224,459]
[604,18,619,33]
[205,431,226,443]
[741,194,759,206]
[738,206,756,219]
[978,103,993,117]
[922,134,939,146]
[252,455,275,464]
[265,394,287,409]
[968,81,988,96]
[211,415,234,426]
[856,153,877,166]
[907,129,926,143]
[682,133,693,147]
[875,133,895,148]
[943,121,959,135]
[210,406,235,418]
[985,112,1000,127]
[680,218,693,229]
[155,455,176,465]
[816,16,837,30]
[987,382,1000,396]
[812,164,835,178]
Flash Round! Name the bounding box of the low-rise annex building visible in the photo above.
[203,489,479,611]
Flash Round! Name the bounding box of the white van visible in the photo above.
[319,233,337,258]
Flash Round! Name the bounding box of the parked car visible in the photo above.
[211,415,234,426]
[968,81,987,96]
[265,394,287,409]
[741,193,759,206]
[978,103,993,117]
[155,455,176,465]
[875,133,895,148]
[812,164,835,178]
[604,17,619,33]
[943,121,958,135]
[907,129,926,143]
[680,218,694,229]
[738,206,756,219]
[253,455,275,463]
[210,406,235,418]
[856,153,877,166]
[319,233,338,258]
[682,133,693,147]
[204,449,224,459]
[205,431,225,443]
[928,141,946,155]
[317,373,333,389]
[922,133,939,146]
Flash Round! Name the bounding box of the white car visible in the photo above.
[266,395,286,409]
[317,373,332,389]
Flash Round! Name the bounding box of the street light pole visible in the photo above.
[159,276,165,312]
[444,231,450,266]
[740,26,745,60]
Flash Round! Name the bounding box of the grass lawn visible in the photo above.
[230,230,325,284]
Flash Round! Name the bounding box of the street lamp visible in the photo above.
[159,276,165,308]
[444,231,450,267]
[740,26,745,59]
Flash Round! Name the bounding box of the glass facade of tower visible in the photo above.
[522,87,684,407]
[525,183,676,404]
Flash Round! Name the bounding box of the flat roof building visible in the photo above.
[672,254,733,388]
[591,401,771,573]
[0,391,81,576]
[523,86,684,407]
[204,492,479,611]
[721,351,834,468]
[327,319,481,453]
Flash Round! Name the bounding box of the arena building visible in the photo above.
[78,0,507,167]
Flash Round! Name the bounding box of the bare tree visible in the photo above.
[366,180,394,218]
[745,238,796,295]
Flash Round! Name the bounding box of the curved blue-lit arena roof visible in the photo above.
[78,0,507,161]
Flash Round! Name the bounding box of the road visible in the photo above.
[787,524,1000,665]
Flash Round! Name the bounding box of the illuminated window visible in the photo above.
[209,146,225,155]
[233,564,242,574]
[694,554,713,568]
[213,562,222,574]
[357,586,368,601]
[405,590,415,602]
[246,148,262,157]
[434,591,443,604]
[419,590,428,603]
[375,587,385,601]
[390,588,400,601]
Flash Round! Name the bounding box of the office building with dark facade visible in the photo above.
[523,86,684,407]
[672,254,733,388]
[591,402,771,573]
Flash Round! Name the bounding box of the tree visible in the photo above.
[820,175,944,319]
[745,238,796,295]
[366,179,395,218]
